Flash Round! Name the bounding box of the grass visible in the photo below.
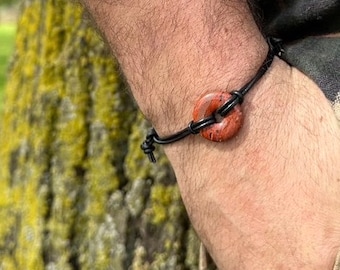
[0,23,16,105]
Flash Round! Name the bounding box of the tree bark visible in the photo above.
[0,1,207,269]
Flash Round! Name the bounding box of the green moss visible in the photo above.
[0,0,198,268]
[149,184,182,225]
[0,0,90,268]
[125,179,148,217]
[131,245,149,270]
[124,112,153,181]
[0,24,16,105]
[185,227,201,269]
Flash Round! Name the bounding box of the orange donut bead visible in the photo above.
[192,91,243,142]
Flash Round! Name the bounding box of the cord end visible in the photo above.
[141,129,157,163]
[267,37,284,57]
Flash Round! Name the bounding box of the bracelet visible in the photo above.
[141,37,284,163]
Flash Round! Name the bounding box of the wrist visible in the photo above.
[172,57,340,269]
[134,7,267,136]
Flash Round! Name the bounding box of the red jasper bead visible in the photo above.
[193,91,243,142]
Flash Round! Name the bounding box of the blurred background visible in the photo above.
[0,0,18,107]
[0,1,205,269]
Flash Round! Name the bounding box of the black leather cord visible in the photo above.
[141,37,284,163]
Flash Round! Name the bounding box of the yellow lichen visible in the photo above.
[150,184,180,225]
[0,0,196,268]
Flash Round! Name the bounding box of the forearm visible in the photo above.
[82,0,267,133]
[82,0,340,269]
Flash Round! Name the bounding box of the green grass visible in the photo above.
[0,24,16,104]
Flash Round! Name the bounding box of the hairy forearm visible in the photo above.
[82,0,340,269]
[82,0,267,133]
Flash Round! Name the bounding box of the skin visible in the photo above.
[81,0,340,269]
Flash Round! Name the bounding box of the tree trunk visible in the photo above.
[0,1,206,269]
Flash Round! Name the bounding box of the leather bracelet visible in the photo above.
[141,37,284,163]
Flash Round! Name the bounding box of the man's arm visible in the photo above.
[82,0,340,268]
[82,0,267,132]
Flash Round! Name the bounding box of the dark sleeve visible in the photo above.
[283,37,340,103]
[249,0,340,105]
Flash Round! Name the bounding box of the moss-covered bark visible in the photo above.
[0,0,209,269]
